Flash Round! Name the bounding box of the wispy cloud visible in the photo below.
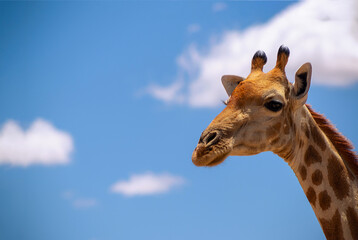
[62,191,97,209]
[0,119,74,166]
[187,24,201,34]
[146,81,184,104]
[110,172,185,197]
[212,2,227,12]
[148,0,358,108]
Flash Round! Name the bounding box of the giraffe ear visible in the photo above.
[221,75,244,96]
[292,63,312,105]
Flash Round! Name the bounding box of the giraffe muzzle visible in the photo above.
[192,130,231,167]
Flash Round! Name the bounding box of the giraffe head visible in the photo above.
[192,46,312,167]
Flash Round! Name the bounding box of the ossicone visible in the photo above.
[275,45,290,72]
[251,50,267,72]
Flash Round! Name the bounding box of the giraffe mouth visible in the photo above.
[192,145,230,167]
[206,153,229,166]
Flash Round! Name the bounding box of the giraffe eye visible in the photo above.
[264,100,283,112]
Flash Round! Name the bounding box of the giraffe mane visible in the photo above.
[306,104,358,178]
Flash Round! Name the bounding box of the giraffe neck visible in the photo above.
[277,105,358,240]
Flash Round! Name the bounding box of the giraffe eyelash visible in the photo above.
[222,99,229,106]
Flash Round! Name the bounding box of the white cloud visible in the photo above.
[0,119,74,166]
[188,24,201,34]
[110,172,185,197]
[148,0,358,107]
[146,81,184,104]
[212,2,227,12]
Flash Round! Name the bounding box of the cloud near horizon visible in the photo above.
[110,172,185,197]
[0,119,74,166]
[148,0,358,107]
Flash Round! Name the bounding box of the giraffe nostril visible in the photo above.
[203,131,220,146]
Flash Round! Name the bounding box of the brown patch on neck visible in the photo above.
[303,123,310,139]
[306,187,316,207]
[312,169,323,186]
[318,190,331,211]
[327,155,350,200]
[304,145,322,166]
[319,210,344,240]
[346,207,358,239]
[299,164,307,181]
[306,104,358,179]
[309,122,327,151]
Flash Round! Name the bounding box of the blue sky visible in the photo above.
[0,1,357,240]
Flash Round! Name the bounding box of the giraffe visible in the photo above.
[192,46,358,240]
